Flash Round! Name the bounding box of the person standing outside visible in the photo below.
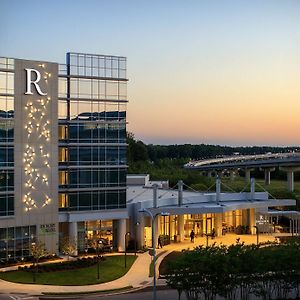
[158,236,163,248]
[190,229,195,243]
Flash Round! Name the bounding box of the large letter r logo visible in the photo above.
[25,68,47,96]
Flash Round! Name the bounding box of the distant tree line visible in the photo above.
[127,132,297,164]
[126,133,300,185]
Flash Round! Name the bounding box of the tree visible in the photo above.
[30,240,47,282]
[127,132,148,163]
[60,237,77,260]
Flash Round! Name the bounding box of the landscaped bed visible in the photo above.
[0,255,137,285]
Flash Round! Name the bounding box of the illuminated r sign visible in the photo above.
[25,68,47,96]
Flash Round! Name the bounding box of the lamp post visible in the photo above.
[139,208,170,300]
[134,222,140,256]
[97,240,103,280]
[253,225,259,245]
[124,232,130,268]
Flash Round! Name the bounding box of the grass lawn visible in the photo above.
[0,255,137,285]
[158,251,182,276]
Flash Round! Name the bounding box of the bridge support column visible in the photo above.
[229,170,235,181]
[216,171,223,178]
[280,167,300,192]
[207,171,212,178]
[245,168,254,182]
[260,167,275,185]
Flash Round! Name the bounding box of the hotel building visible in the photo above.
[0,52,297,261]
[0,52,128,260]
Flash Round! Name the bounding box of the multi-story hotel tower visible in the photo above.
[0,53,128,260]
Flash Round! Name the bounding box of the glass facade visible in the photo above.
[58,52,127,211]
[0,59,14,217]
[0,225,36,259]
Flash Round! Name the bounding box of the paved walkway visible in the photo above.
[0,233,278,295]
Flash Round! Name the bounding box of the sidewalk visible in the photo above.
[0,233,277,295]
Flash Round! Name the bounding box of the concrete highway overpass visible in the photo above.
[184,152,300,192]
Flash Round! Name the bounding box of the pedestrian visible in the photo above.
[158,236,163,248]
[212,228,216,239]
[190,229,195,243]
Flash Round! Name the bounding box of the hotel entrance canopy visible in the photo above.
[127,185,296,216]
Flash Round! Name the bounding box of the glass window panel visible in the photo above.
[7,73,13,93]
[0,72,7,93]
[79,170,91,187]
[58,100,68,120]
[78,55,85,67]
[86,56,92,68]
[78,79,91,97]
[86,67,92,77]
[119,59,126,70]
[69,193,78,209]
[79,147,91,162]
[119,190,126,208]
[105,103,119,120]
[112,59,118,69]
[106,147,118,165]
[58,77,67,97]
[70,78,78,97]
[105,58,112,70]
[120,147,126,164]
[99,57,105,68]
[112,69,118,78]
[92,57,98,69]
[106,191,118,209]
[79,193,91,209]
[69,147,78,162]
[69,124,78,141]
[92,80,98,98]
[119,82,127,99]
[70,101,78,120]
[119,69,126,78]
[106,81,118,99]
[78,101,92,119]
[99,81,105,99]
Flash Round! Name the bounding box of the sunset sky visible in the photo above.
[1,0,300,146]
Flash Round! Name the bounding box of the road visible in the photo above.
[0,295,38,300]
[85,289,185,300]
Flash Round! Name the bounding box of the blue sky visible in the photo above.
[1,0,300,145]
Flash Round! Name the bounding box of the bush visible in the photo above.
[19,256,105,273]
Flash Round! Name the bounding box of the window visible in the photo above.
[58,77,67,97]
[59,170,68,185]
[0,72,14,94]
[59,147,68,162]
[58,125,68,140]
[0,226,36,260]
[0,194,14,216]
[58,100,68,120]
[59,193,69,208]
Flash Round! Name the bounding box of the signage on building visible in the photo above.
[40,223,56,235]
[25,68,47,95]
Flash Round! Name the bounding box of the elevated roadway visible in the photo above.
[185,152,300,191]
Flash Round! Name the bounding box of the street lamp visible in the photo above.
[124,232,130,268]
[253,225,259,245]
[135,222,140,256]
[139,208,170,300]
[97,240,103,280]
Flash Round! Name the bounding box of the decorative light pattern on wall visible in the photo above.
[23,66,52,211]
